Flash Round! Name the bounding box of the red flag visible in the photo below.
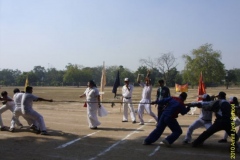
[198,72,206,101]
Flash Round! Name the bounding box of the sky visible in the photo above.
[0,0,240,72]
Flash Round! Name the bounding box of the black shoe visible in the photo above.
[41,131,49,135]
[122,120,128,122]
[0,126,8,131]
[192,142,203,147]
[218,139,227,143]
[35,129,41,134]
[132,121,136,124]
[182,140,189,145]
[142,141,151,145]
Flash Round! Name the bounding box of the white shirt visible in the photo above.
[5,96,15,107]
[122,84,134,98]
[13,93,24,108]
[21,93,38,112]
[84,87,99,102]
[139,82,152,100]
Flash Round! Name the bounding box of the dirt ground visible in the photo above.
[0,86,239,160]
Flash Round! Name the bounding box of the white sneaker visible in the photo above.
[139,122,144,125]
[161,139,171,147]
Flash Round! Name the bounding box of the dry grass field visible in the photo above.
[0,86,239,160]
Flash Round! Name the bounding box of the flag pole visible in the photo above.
[25,75,29,92]
[100,61,106,102]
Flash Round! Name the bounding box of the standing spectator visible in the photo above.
[137,71,157,125]
[80,80,101,129]
[121,78,136,123]
[183,94,214,144]
[192,92,239,149]
[143,92,190,146]
[21,86,53,135]
[0,91,22,131]
[156,79,171,122]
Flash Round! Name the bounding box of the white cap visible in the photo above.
[124,78,129,81]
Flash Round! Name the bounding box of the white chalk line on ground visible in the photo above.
[0,133,19,138]
[55,131,101,149]
[47,121,87,127]
[88,119,154,160]
[148,146,160,156]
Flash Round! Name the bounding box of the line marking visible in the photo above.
[89,119,153,160]
[55,131,100,149]
[148,146,160,156]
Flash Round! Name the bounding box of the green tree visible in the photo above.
[27,71,38,86]
[139,52,177,86]
[106,66,122,86]
[32,66,46,86]
[119,66,135,85]
[135,66,161,86]
[16,72,28,86]
[167,67,182,87]
[0,69,21,85]
[63,63,82,86]
[227,69,240,86]
[46,68,65,86]
[80,67,96,86]
[182,43,225,87]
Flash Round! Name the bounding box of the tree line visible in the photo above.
[1,44,240,88]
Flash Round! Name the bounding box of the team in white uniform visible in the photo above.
[21,86,53,135]
[0,91,22,131]
[12,88,38,131]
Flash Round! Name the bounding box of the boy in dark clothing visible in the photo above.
[143,92,190,147]
[156,79,171,122]
[192,92,239,150]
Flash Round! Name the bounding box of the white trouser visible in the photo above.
[23,108,46,131]
[137,99,157,123]
[0,104,21,128]
[184,118,212,142]
[87,102,101,128]
[223,118,240,139]
[10,107,37,129]
[122,98,136,122]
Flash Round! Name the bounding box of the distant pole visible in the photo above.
[225,70,229,89]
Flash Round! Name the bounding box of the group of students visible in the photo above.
[121,73,170,125]
[0,86,52,135]
[1,77,240,153]
[118,73,239,152]
[138,85,240,152]
[143,92,239,151]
